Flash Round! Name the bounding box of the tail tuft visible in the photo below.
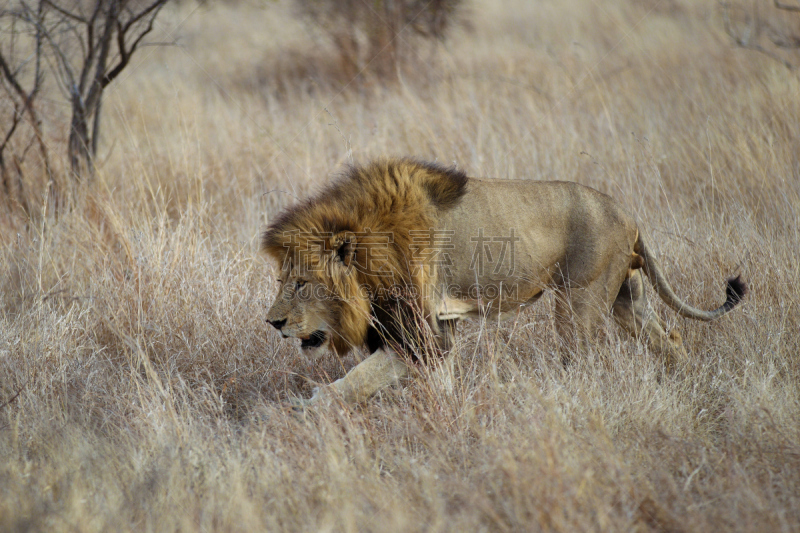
[725,275,748,307]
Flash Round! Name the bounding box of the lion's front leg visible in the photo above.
[298,348,411,407]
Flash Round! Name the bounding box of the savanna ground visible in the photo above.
[2,0,800,531]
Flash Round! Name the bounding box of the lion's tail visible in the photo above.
[634,233,747,322]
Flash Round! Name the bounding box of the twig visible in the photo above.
[0,380,28,411]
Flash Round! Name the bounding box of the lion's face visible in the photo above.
[266,268,338,361]
[265,237,372,360]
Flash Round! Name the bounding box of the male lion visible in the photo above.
[263,159,746,406]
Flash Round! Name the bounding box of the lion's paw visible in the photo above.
[287,387,330,411]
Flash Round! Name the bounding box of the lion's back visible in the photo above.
[436,178,639,290]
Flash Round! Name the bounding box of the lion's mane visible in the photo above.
[262,159,468,356]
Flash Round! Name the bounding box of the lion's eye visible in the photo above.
[296,280,306,289]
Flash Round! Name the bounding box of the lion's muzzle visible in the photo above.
[301,330,326,350]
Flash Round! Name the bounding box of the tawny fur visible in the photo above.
[262,158,747,406]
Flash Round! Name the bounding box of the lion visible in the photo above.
[262,158,747,406]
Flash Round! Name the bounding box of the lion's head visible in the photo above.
[262,159,468,360]
[264,231,371,360]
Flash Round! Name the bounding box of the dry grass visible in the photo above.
[2,0,800,531]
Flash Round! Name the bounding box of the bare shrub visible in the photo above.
[0,0,171,217]
[0,6,52,218]
[293,0,466,80]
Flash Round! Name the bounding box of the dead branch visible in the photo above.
[0,381,27,410]
[2,0,171,182]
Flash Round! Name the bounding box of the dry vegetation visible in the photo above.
[2,0,800,531]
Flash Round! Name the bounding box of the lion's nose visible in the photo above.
[268,318,287,330]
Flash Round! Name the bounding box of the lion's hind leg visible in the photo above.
[612,269,688,371]
[553,280,615,367]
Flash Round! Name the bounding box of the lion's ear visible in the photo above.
[330,231,357,267]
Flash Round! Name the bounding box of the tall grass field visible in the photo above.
[2,0,799,530]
